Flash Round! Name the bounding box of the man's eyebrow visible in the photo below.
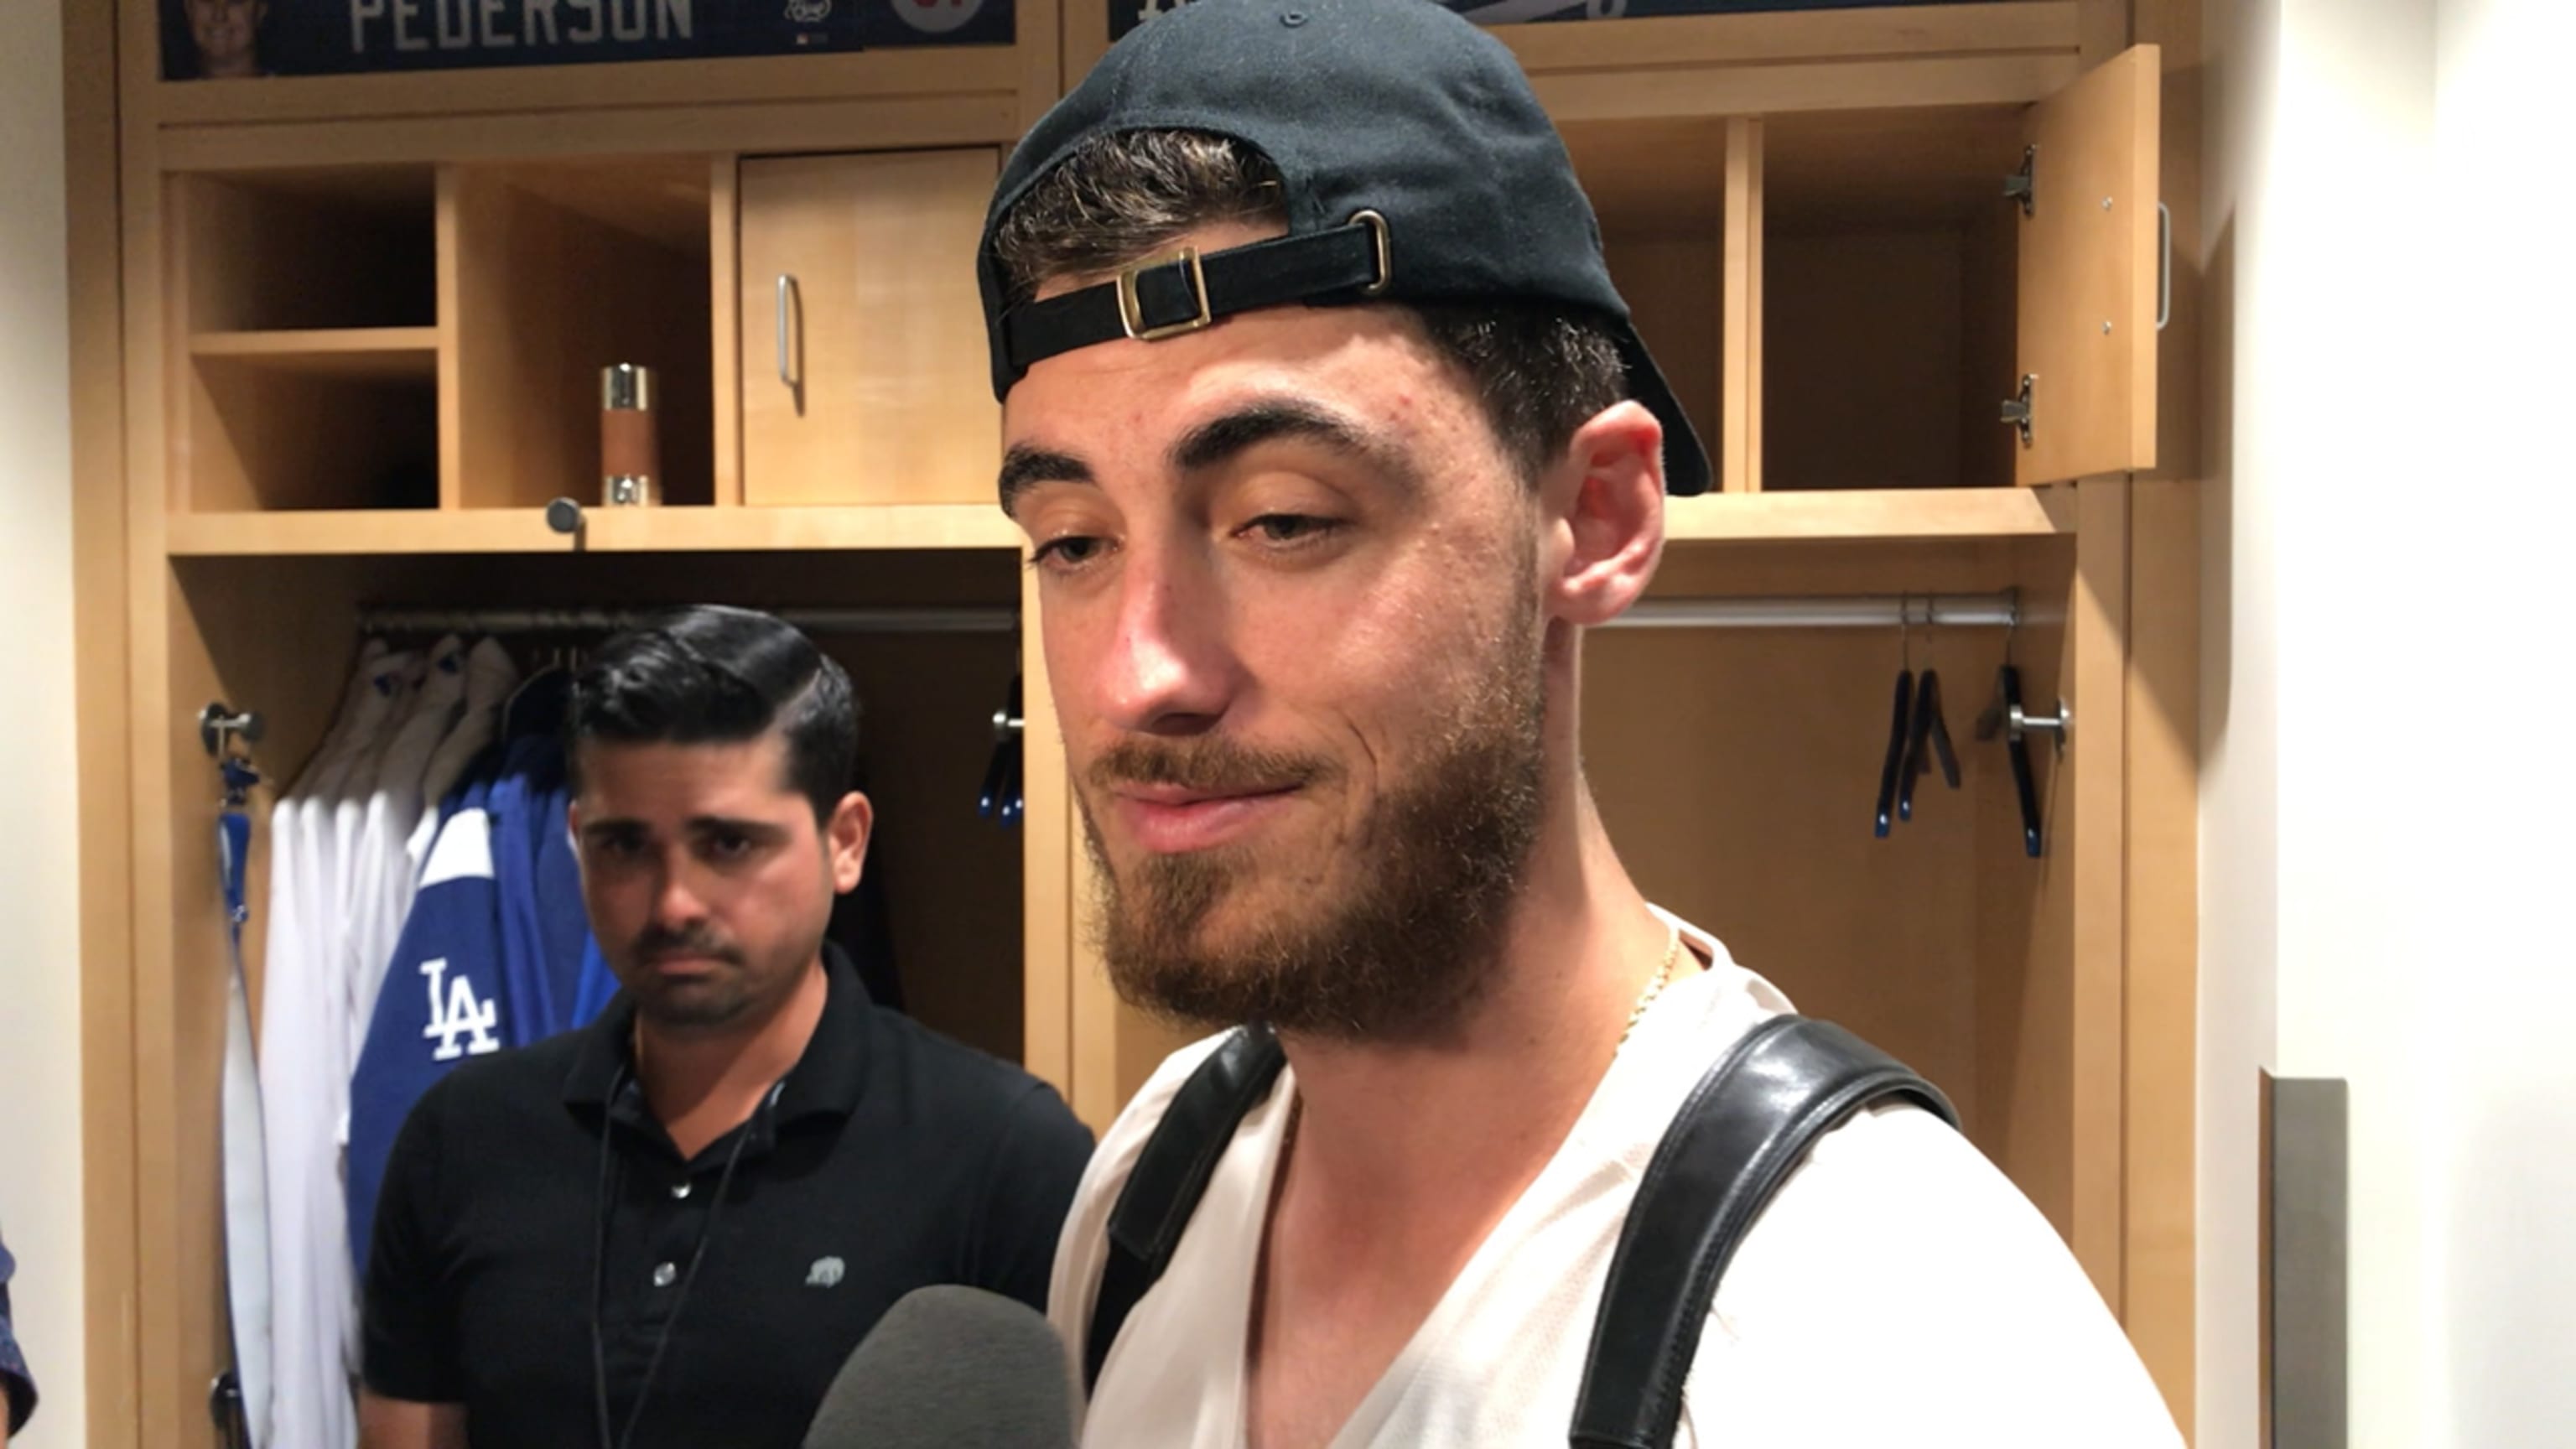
[686,816,788,839]
[1169,399,1410,485]
[998,444,1095,513]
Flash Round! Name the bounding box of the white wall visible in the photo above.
[0,0,86,1443]
[2199,0,2576,1444]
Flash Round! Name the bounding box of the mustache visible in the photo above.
[631,926,743,965]
[1088,737,1341,795]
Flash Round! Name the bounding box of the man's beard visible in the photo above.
[1082,589,1548,1044]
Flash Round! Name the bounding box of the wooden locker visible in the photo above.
[738,149,1002,508]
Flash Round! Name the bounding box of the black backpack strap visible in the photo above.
[1083,1023,1288,1394]
[1569,1015,1961,1449]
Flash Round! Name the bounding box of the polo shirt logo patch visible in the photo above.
[806,1256,846,1288]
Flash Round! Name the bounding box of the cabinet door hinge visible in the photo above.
[1999,374,2036,448]
[2003,144,2036,217]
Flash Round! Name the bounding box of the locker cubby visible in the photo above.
[1761,106,2028,492]
[1561,116,1737,469]
[172,166,444,512]
[174,166,438,333]
[448,156,719,511]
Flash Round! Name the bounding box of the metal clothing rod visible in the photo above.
[1607,592,2019,631]
[356,605,1019,636]
[360,592,2019,639]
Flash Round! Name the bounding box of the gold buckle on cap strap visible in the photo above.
[1115,245,1213,341]
[1351,210,1391,297]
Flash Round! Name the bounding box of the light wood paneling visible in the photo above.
[1722,118,1763,494]
[1535,55,2078,125]
[1501,3,2081,74]
[2070,476,2132,1303]
[1021,563,1074,1099]
[189,327,439,379]
[738,148,1000,508]
[164,503,1026,555]
[2080,0,2134,65]
[2016,44,2160,486]
[1016,0,1067,133]
[2129,0,2205,1423]
[711,155,744,507]
[1663,488,2067,543]
[161,95,1021,172]
[1974,532,2076,1243]
[114,1,205,1430]
[65,0,141,1437]
[2128,478,2200,1428]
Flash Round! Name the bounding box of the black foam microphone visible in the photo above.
[802,1285,1078,1449]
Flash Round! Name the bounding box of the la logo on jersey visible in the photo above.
[420,957,501,1062]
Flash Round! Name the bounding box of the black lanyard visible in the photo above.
[589,1070,777,1449]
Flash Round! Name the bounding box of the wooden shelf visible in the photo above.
[1497,2,2080,122]
[581,504,1019,552]
[190,328,439,380]
[169,508,558,556]
[1663,487,2070,543]
[165,503,1021,557]
[166,495,2051,558]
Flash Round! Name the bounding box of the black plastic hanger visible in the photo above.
[1898,607,1962,823]
[1873,602,1914,839]
[1973,611,2045,859]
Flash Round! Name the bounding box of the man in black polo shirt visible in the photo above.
[361,605,1095,1449]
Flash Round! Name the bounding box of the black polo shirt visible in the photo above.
[362,945,1094,1448]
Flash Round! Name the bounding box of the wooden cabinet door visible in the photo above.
[739,149,1000,506]
[2016,44,2161,487]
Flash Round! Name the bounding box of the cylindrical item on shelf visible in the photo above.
[601,363,658,506]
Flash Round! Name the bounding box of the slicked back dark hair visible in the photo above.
[565,605,858,823]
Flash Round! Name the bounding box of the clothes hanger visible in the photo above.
[1873,598,1914,839]
[979,673,1024,827]
[1973,599,2046,859]
[1898,599,1962,823]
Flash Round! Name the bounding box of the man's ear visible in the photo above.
[826,792,873,894]
[1540,401,1665,628]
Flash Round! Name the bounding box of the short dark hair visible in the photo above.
[565,605,858,823]
[987,129,1628,486]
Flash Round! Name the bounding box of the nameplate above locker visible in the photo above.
[160,0,1015,81]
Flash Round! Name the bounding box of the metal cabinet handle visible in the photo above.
[2156,202,2172,332]
[776,273,803,397]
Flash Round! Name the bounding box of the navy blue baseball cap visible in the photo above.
[976,0,1713,496]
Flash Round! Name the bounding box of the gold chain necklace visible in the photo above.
[1618,925,1685,1050]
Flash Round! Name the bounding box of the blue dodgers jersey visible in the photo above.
[345,743,606,1272]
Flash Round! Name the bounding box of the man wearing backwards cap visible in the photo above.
[980,1,2186,1444]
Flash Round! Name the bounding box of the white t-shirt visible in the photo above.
[1049,911,2185,1449]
